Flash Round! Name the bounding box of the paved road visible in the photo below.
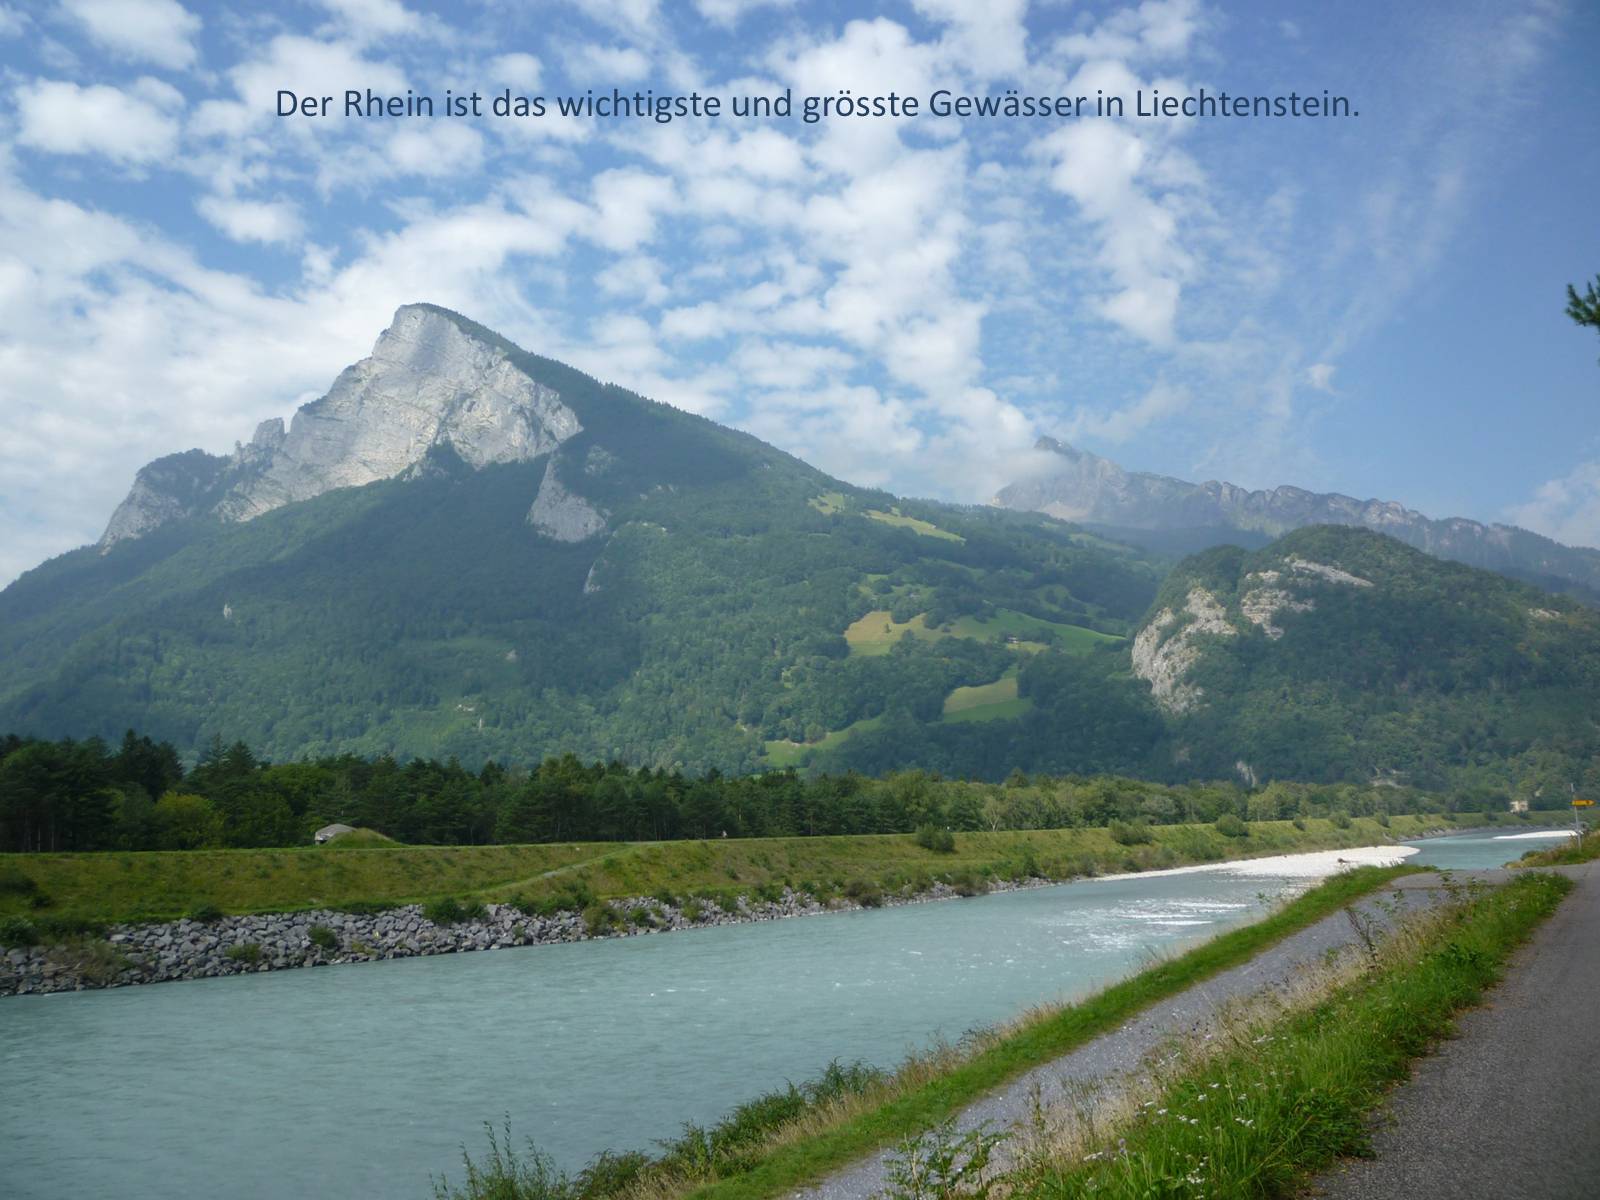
[794,875,1461,1200]
[1307,860,1600,1200]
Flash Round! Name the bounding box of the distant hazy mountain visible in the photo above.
[994,437,1600,603]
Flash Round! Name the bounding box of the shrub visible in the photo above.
[913,823,956,853]
[1214,813,1249,838]
[308,924,338,951]
[0,915,39,948]
[681,899,707,922]
[582,903,618,936]
[1331,811,1353,830]
[843,879,883,908]
[1376,812,1391,827]
[226,943,263,965]
[0,867,47,907]
[1292,816,1307,831]
[947,870,983,897]
[1109,818,1153,846]
[423,897,487,925]
[1017,845,1042,878]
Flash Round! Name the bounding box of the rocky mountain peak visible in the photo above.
[99,304,584,549]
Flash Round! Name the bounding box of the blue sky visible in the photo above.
[0,0,1596,585]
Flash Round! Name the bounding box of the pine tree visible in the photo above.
[1567,275,1600,361]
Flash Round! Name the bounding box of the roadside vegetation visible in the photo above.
[0,814,1473,927]
[1515,824,1600,868]
[432,868,1417,1200]
[964,870,1572,1200]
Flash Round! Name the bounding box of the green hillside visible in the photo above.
[1137,525,1600,793]
[0,311,1160,777]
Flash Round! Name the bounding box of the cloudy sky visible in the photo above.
[1,0,1596,585]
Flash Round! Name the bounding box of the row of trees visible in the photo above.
[0,729,1514,854]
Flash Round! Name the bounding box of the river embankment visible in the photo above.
[0,840,1430,997]
[1,879,1041,996]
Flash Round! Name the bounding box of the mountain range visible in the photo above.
[993,437,1600,603]
[2,304,1597,797]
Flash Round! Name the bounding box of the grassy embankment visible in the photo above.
[1515,823,1600,867]
[988,869,1573,1200]
[0,815,1461,926]
[433,866,1422,1200]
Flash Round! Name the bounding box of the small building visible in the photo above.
[1510,798,1530,814]
[314,823,356,844]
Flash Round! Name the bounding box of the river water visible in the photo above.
[0,833,1567,1199]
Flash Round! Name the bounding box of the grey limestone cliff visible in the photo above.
[99,304,584,548]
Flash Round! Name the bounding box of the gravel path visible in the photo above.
[794,872,1463,1200]
[1306,860,1599,1200]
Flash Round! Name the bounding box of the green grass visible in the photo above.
[0,815,1456,927]
[941,673,1033,723]
[0,842,610,924]
[667,867,1423,1200]
[318,827,400,848]
[1009,870,1573,1200]
[862,508,964,542]
[807,491,846,516]
[762,716,884,767]
[1513,824,1600,867]
[843,607,1117,658]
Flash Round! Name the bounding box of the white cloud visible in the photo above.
[316,0,423,39]
[386,122,484,177]
[596,255,671,306]
[1305,362,1336,391]
[1062,380,1191,444]
[197,35,411,136]
[1036,119,1195,345]
[1055,0,1204,62]
[196,195,304,245]
[1505,460,1600,551]
[911,0,1028,78]
[14,78,181,164]
[60,0,200,70]
[562,43,653,84]
[489,52,543,90]
[694,0,793,27]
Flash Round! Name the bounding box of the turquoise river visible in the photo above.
[0,829,1569,1198]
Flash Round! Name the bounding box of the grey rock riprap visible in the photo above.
[0,879,1047,997]
[993,436,1600,599]
[99,304,584,549]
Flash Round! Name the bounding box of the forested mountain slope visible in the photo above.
[4,308,1596,793]
[1130,525,1600,793]
[0,306,1161,776]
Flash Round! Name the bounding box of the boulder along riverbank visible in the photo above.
[1,878,1051,997]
